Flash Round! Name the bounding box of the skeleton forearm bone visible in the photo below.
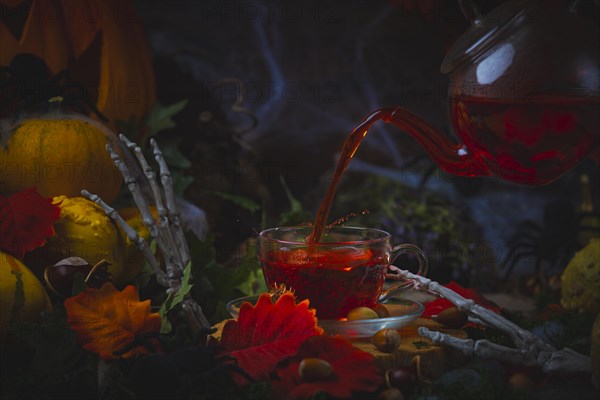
[388,266,591,374]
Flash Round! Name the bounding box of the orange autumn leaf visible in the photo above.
[217,292,323,386]
[64,283,161,360]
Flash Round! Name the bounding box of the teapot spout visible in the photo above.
[383,107,491,178]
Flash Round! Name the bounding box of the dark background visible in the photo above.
[135,0,599,284]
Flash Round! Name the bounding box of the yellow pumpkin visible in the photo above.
[0,252,52,336]
[0,0,156,129]
[0,114,122,203]
[26,196,150,286]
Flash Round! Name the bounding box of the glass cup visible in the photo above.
[258,226,428,319]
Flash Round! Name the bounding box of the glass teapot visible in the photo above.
[381,0,599,185]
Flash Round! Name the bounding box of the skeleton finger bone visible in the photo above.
[81,189,168,287]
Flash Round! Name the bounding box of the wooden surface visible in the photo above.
[351,318,468,378]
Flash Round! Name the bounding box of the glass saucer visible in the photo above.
[225,295,424,338]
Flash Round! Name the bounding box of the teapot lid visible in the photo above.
[441,0,538,74]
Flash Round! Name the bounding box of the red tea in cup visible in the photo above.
[258,226,426,319]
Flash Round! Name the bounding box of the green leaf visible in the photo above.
[277,175,312,226]
[237,268,267,296]
[116,117,140,140]
[203,262,251,296]
[159,262,193,333]
[280,175,302,214]
[10,268,24,322]
[154,136,192,169]
[412,340,429,349]
[160,311,173,334]
[144,100,189,138]
[144,135,194,195]
[173,262,194,305]
[133,262,154,289]
[210,191,260,212]
[172,172,194,196]
[134,240,157,289]
[209,300,232,325]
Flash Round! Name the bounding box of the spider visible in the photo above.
[501,199,600,283]
[0,53,106,120]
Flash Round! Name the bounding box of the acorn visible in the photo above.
[347,306,379,321]
[372,328,402,353]
[372,303,391,318]
[298,358,333,382]
[433,306,468,329]
[43,257,111,297]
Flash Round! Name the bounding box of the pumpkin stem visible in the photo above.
[48,96,64,115]
[46,95,109,123]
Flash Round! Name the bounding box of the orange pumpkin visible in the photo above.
[0,0,155,129]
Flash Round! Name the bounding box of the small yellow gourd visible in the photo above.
[27,196,127,284]
[1,252,52,338]
[560,239,600,314]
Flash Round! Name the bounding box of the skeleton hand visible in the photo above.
[82,135,210,337]
[388,266,591,374]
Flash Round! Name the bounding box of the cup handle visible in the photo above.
[378,244,428,303]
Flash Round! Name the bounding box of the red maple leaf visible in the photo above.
[422,281,500,318]
[271,335,383,400]
[0,187,61,258]
[216,292,323,386]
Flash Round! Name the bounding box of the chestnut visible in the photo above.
[372,304,391,318]
[44,257,111,297]
[433,306,468,329]
[385,367,417,395]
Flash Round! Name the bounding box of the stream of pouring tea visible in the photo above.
[307,92,600,242]
[307,109,395,243]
